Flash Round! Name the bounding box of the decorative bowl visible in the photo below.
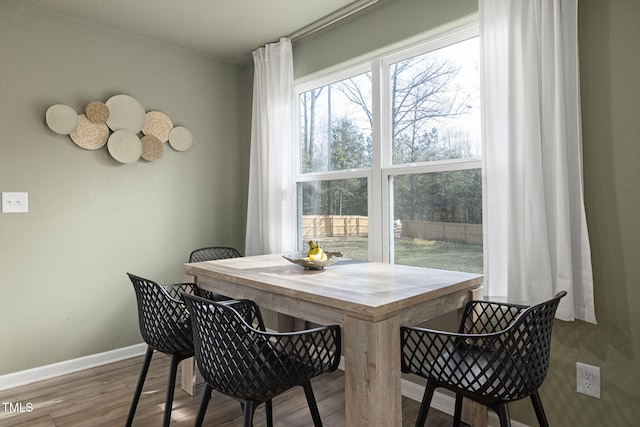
[283,251,343,270]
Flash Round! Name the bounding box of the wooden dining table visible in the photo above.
[181,253,485,427]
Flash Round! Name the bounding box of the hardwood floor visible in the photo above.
[0,353,458,426]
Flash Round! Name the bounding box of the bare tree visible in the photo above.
[300,87,324,172]
[336,56,472,164]
[298,47,480,228]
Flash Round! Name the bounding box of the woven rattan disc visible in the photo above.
[69,114,110,150]
[168,126,193,151]
[142,111,173,143]
[141,134,163,161]
[85,101,109,123]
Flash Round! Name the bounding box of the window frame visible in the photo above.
[294,22,481,264]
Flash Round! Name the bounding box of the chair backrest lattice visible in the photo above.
[189,247,242,263]
[188,247,243,301]
[183,293,341,401]
[128,273,196,355]
[401,292,566,402]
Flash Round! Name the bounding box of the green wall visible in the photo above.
[0,1,248,374]
[2,0,639,424]
[546,0,640,425]
[291,0,640,425]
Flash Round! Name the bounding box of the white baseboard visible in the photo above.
[401,378,530,427]
[2,347,528,427]
[401,377,454,416]
[339,358,529,427]
[0,343,147,391]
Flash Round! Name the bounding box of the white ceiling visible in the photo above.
[23,0,363,63]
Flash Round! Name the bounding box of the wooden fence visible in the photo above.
[402,219,483,245]
[302,215,369,238]
[302,215,482,245]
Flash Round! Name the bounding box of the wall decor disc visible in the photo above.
[141,134,163,161]
[143,111,173,142]
[46,104,78,135]
[69,114,109,150]
[168,126,193,151]
[104,94,146,133]
[107,130,142,164]
[85,101,109,123]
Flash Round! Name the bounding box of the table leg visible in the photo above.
[469,286,487,427]
[181,272,198,396]
[344,315,401,427]
[471,402,488,426]
[180,359,198,396]
[277,313,307,332]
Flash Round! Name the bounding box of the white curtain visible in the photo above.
[480,0,596,323]
[245,38,296,256]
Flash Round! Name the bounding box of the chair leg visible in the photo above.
[194,384,213,427]
[452,394,464,427]
[162,354,181,427]
[496,403,512,427]
[415,382,436,427]
[530,391,550,427]
[126,346,154,427]
[265,399,274,427]
[302,381,323,426]
[243,400,258,427]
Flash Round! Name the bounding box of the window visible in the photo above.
[296,24,481,273]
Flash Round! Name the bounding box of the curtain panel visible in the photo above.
[245,38,296,256]
[480,0,596,322]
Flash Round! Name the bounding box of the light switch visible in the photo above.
[2,192,28,213]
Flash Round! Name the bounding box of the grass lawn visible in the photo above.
[312,236,483,274]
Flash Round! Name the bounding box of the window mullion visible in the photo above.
[368,57,384,263]
[380,57,393,264]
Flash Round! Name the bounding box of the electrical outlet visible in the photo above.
[2,192,28,213]
[576,362,601,398]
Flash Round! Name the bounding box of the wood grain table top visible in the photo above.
[184,253,483,320]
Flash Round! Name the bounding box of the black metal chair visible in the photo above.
[182,293,342,427]
[188,246,242,301]
[189,246,242,263]
[401,291,567,427]
[125,273,198,427]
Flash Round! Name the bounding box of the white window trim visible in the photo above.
[295,21,480,264]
